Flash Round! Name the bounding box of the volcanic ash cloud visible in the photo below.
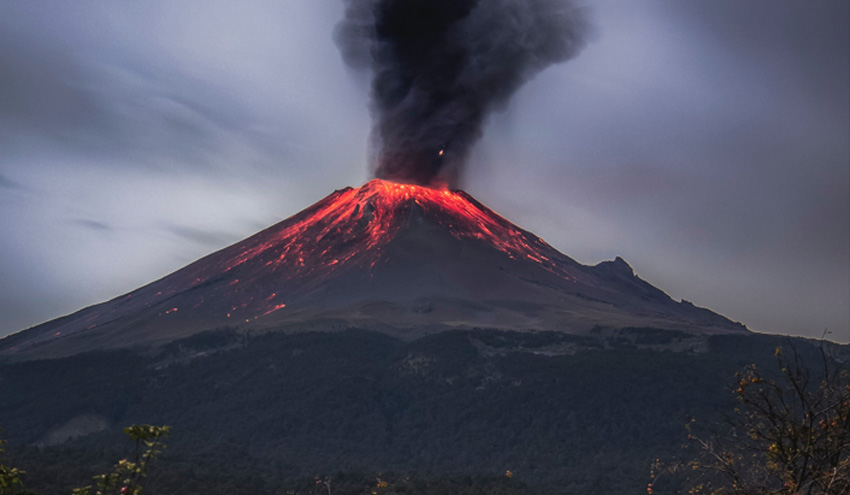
[336,0,590,187]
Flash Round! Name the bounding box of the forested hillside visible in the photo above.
[0,328,833,494]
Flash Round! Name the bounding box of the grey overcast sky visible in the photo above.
[1,1,848,342]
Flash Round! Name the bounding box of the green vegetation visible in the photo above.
[72,425,170,495]
[1,427,31,495]
[1,425,168,495]
[0,329,844,494]
[282,472,540,495]
[652,342,850,494]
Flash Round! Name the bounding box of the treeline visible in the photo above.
[0,328,833,494]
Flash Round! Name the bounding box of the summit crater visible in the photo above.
[1,179,746,360]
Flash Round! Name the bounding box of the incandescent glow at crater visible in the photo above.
[220,178,567,282]
[8,179,577,352]
[2,178,749,358]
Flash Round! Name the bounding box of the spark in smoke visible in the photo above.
[336,0,589,187]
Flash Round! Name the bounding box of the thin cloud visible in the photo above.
[0,173,20,190]
[0,23,291,175]
[161,223,241,249]
[70,219,114,232]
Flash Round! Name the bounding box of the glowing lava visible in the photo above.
[1,178,749,358]
[164,178,578,323]
[9,179,579,351]
[217,179,569,283]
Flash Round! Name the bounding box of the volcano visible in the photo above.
[1,179,746,359]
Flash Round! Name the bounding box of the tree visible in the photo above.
[0,425,169,495]
[72,425,171,495]
[0,429,32,495]
[652,342,850,495]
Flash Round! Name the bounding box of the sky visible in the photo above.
[1,1,848,342]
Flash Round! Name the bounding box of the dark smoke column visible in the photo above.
[336,0,589,187]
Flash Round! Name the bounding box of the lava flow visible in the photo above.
[178,178,579,323]
[217,179,570,282]
[2,178,747,358]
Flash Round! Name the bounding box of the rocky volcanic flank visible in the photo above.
[1,179,746,359]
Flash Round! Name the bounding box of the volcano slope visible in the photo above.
[1,179,744,360]
[2,328,840,495]
[0,180,824,495]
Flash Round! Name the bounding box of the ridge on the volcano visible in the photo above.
[1,179,746,359]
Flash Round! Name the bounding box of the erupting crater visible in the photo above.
[1,179,747,359]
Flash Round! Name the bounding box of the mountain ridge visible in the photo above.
[0,179,746,360]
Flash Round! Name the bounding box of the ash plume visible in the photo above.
[336,0,589,187]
